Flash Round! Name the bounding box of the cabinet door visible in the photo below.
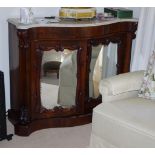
[30,40,86,119]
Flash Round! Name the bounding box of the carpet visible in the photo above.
[1,74,92,148]
[0,120,92,148]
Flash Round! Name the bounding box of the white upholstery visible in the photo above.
[58,52,77,106]
[41,82,60,109]
[99,71,144,96]
[89,45,102,98]
[100,70,144,103]
[90,71,155,148]
[58,46,102,106]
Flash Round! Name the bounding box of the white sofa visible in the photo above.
[90,70,155,148]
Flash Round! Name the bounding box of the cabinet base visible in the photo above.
[8,110,92,136]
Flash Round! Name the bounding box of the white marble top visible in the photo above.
[8,17,138,29]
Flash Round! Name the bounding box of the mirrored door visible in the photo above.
[89,43,118,99]
[40,49,77,110]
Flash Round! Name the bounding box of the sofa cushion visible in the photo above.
[99,71,144,96]
[91,97,155,147]
[139,51,155,100]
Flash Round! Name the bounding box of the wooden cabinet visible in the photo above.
[8,18,138,136]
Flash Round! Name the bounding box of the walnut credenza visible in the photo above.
[8,18,138,136]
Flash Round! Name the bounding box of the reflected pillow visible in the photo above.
[138,51,155,99]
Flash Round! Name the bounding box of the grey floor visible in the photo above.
[41,73,59,85]
[0,119,92,148]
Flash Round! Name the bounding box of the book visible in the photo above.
[104,8,133,19]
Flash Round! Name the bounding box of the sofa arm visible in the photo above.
[99,71,144,103]
[99,70,144,97]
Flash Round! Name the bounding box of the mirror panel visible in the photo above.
[40,49,77,109]
[90,43,118,98]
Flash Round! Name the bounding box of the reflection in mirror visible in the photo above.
[90,43,118,98]
[40,49,77,109]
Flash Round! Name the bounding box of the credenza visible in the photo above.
[8,18,138,136]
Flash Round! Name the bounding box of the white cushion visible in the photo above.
[99,71,144,96]
[91,97,155,147]
[102,90,138,103]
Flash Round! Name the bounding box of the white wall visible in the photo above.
[0,7,60,110]
[0,7,141,110]
[128,7,141,18]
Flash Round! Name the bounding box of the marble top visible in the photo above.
[8,17,138,29]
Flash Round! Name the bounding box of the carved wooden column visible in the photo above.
[17,30,31,125]
[76,41,87,114]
